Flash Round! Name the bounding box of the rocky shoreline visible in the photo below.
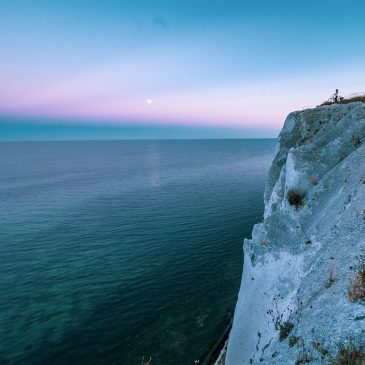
[199,316,232,365]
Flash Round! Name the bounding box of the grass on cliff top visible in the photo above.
[320,95,365,106]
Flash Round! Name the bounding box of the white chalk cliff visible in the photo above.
[225,102,365,364]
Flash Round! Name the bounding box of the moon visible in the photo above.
[147,99,152,105]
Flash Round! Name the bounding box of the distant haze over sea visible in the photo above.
[0,118,279,141]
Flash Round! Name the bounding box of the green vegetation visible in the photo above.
[352,135,362,147]
[295,355,314,365]
[289,336,300,348]
[287,189,306,209]
[320,94,365,106]
[348,258,365,302]
[331,341,365,365]
[293,339,365,365]
[348,271,365,302]
[313,341,329,359]
[279,320,294,341]
[267,308,295,342]
[325,268,335,289]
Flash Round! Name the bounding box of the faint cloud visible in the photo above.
[153,15,168,29]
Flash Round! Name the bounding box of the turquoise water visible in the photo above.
[0,139,275,365]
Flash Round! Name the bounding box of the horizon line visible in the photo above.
[0,137,278,143]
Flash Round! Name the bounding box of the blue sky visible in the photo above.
[1,0,365,140]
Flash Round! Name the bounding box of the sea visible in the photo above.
[0,139,276,365]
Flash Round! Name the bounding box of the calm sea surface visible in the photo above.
[0,139,275,365]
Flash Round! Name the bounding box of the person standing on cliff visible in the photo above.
[334,89,339,103]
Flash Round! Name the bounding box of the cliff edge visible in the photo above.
[226,102,365,364]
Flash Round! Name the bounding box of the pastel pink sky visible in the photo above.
[2,65,365,129]
[1,0,365,139]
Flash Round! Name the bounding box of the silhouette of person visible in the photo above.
[334,89,339,103]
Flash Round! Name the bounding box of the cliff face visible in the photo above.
[226,103,365,364]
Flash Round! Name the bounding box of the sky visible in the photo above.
[1,0,365,140]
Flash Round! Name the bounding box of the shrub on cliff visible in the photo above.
[287,189,306,209]
[348,271,365,302]
[352,135,362,147]
[310,176,318,186]
[331,341,365,365]
[279,321,294,341]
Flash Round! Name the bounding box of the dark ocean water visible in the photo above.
[0,139,275,365]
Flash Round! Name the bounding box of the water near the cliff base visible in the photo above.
[0,139,275,365]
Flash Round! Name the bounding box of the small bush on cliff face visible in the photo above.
[289,336,300,348]
[359,269,365,284]
[287,189,306,209]
[310,176,318,186]
[313,341,329,359]
[348,257,365,302]
[279,321,294,341]
[325,268,335,289]
[348,271,365,302]
[267,308,294,342]
[331,341,365,365]
[352,135,362,147]
[295,340,315,365]
[295,355,314,365]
